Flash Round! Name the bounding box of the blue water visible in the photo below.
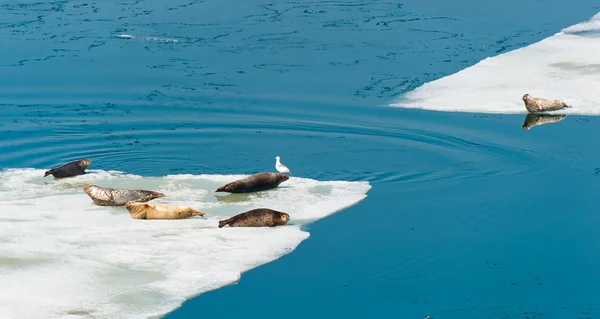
[2,0,600,318]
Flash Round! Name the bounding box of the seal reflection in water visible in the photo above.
[218,208,290,228]
[522,94,572,113]
[83,185,165,206]
[215,172,289,193]
[522,114,567,130]
[125,201,206,220]
[44,158,91,178]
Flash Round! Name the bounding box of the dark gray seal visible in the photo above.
[522,113,566,130]
[215,172,289,193]
[83,185,165,206]
[522,94,573,113]
[218,208,290,228]
[44,158,91,178]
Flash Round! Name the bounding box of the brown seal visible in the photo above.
[218,208,290,228]
[83,185,165,206]
[521,114,566,130]
[125,201,206,220]
[215,172,289,193]
[44,158,91,178]
[522,94,572,113]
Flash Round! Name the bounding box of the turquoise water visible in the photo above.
[2,0,600,318]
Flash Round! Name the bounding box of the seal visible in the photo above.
[44,158,91,178]
[83,185,165,206]
[125,201,206,220]
[214,172,289,193]
[522,114,566,130]
[522,94,572,113]
[218,208,290,228]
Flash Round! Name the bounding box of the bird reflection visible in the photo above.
[521,113,567,130]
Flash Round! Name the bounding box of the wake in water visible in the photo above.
[390,12,600,115]
[0,168,371,319]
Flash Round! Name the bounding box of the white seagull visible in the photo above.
[275,156,292,174]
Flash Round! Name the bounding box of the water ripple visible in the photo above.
[0,101,581,184]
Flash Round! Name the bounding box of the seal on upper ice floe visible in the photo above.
[83,185,165,206]
[522,94,572,113]
[214,172,289,193]
[218,208,290,228]
[44,158,91,178]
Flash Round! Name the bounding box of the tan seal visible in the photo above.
[83,185,165,206]
[522,94,572,113]
[44,158,91,178]
[521,114,566,130]
[125,201,206,220]
[218,208,290,228]
[215,172,289,193]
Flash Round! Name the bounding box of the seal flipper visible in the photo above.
[188,208,206,217]
[218,218,233,228]
[133,195,153,203]
[132,191,166,204]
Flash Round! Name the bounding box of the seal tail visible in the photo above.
[218,218,232,228]
[215,186,227,192]
[43,170,53,177]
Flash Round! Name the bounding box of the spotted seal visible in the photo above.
[83,185,165,206]
[522,94,572,113]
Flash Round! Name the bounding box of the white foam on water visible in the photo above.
[115,34,191,43]
[389,12,600,115]
[0,169,371,319]
[116,34,135,39]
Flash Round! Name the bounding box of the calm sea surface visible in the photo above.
[1,0,600,318]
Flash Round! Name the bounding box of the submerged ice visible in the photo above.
[0,169,371,319]
[390,12,600,115]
